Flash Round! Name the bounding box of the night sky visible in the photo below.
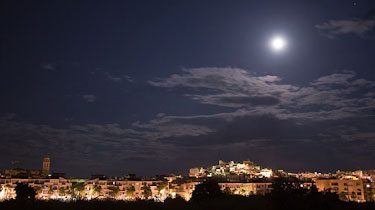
[1,0,375,177]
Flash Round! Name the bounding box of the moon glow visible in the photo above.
[269,36,287,52]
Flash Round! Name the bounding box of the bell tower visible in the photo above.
[42,156,50,177]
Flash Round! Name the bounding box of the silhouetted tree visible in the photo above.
[191,180,223,201]
[33,186,42,197]
[223,186,232,195]
[15,183,36,201]
[164,195,187,208]
[271,177,308,197]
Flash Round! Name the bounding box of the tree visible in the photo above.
[48,186,54,197]
[94,185,102,198]
[71,182,85,199]
[126,186,135,196]
[2,184,13,200]
[191,180,223,201]
[270,177,308,197]
[33,186,42,197]
[141,184,152,199]
[59,187,66,196]
[270,177,340,208]
[109,186,120,199]
[223,187,232,195]
[15,183,36,201]
[164,195,187,207]
[241,188,247,196]
[338,192,348,201]
[157,181,168,195]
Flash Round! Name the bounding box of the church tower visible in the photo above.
[42,156,50,177]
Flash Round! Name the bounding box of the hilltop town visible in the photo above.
[1,157,374,202]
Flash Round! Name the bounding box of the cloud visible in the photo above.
[82,94,96,102]
[2,68,375,176]
[41,63,56,71]
[188,94,280,108]
[156,113,166,117]
[125,67,374,170]
[0,114,186,176]
[104,72,134,83]
[123,75,134,83]
[310,71,356,86]
[149,68,375,121]
[149,67,292,108]
[315,18,375,39]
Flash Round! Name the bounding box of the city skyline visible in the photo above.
[1,157,374,202]
[1,0,375,177]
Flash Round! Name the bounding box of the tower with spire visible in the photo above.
[42,156,50,177]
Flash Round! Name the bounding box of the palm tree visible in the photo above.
[59,187,66,197]
[71,182,85,199]
[93,185,102,198]
[157,181,168,196]
[339,192,348,201]
[34,186,42,198]
[4,184,12,199]
[126,186,135,199]
[70,182,85,199]
[141,184,152,199]
[48,186,54,198]
[109,186,120,199]
[224,187,232,195]
[241,188,247,196]
[1,184,12,200]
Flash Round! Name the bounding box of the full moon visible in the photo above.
[269,36,287,52]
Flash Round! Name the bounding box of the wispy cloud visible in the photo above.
[104,72,134,83]
[123,75,134,83]
[82,94,96,102]
[315,18,375,39]
[41,63,56,71]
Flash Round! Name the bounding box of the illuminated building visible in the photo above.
[315,179,365,202]
[0,177,72,200]
[190,160,273,178]
[363,181,375,202]
[219,182,272,195]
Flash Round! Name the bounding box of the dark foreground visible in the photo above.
[1,196,375,210]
